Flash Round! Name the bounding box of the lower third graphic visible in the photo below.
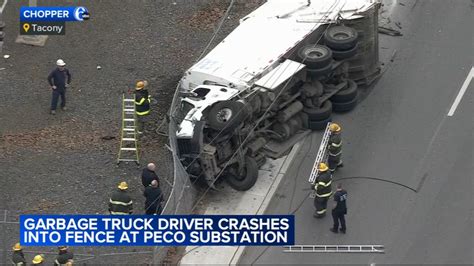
[20,22,65,35]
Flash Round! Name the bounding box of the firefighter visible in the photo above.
[134,80,151,134]
[328,123,343,172]
[54,246,74,266]
[109,181,133,214]
[313,162,333,218]
[32,254,45,265]
[11,243,27,266]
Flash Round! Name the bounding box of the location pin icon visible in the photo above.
[23,23,30,33]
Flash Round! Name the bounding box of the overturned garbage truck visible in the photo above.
[174,0,380,191]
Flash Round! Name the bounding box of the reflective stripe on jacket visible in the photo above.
[315,171,333,198]
[109,189,133,214]
[135,90,151,116]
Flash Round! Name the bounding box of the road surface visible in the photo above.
[240,0,473,264]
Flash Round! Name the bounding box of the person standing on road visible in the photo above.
[48,59,71,115]
[144,180,164,215]
[11,243,27,266]
[134,80,151,134]
[313,162,333,218]
[108,181,133,214]
[54,246,74,266]
[141,162,159,187]
[328,123,344,172]
[330,183,348,234]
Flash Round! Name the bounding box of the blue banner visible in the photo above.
[20,215,295,246]
[20,6,89,22]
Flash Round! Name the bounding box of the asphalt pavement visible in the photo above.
[239,0,473,265]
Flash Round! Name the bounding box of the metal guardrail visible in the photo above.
[284,245,385,253]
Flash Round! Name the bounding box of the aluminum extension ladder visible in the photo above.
[308,122,332,198]
[284,245,385,253]
[117,94,140,165]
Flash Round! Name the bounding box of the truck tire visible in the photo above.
[207,101,245,132]
[225,156,259,191]
[309,117,332,130]
[303,100,332,120]
[332,43,359,61]
[332,96,358,112]
[330,79,358,103]
[297,44,333,69]
[324,26,358,50]
[306,62,333,78]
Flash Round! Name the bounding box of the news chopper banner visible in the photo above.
[19,6,90,35]
[20,215,295,246]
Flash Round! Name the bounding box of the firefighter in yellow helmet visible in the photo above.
[109,181,133,214]
[32,254,45,265]
[134,80,151,134]
[328,123,343,172]
[11,243,27,266]
[313,162,333,218]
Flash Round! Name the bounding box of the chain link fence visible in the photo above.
[153,83,199,264]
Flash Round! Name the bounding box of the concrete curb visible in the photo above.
[230,141,302,265]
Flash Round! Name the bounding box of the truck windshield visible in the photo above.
[174,101,195,124]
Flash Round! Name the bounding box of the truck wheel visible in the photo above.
[324,26,358,50]
[309,117,332,130]
[306,62,333,78]
[330,79,358,103]
[225,156,259,191]
[332,43,359,61]
[207,101,245,132]
[303,100,332,120]
[332,95,358,113]
[297,44,333,69]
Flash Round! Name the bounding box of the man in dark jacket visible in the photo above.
[313,162,333,218]
[109,181,133,214]
[144,180,164,215]
[134,80,151,134]
[47,59,71,115]
[11,243,27,266]
[330,183,348,234]
[54,246,74,266]
[141,163,159,187]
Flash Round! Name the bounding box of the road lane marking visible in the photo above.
[447,67,474,116]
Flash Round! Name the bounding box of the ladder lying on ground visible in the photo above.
[284,245,385,253]
[117,94,140,165]
[308,122,332,198]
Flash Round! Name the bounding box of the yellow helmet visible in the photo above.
[118,181,128,190]
[12,243,22,251]
[32,254,45,264]
[318,162,329,172]
[329,123,341,133]
[135,80,148,90]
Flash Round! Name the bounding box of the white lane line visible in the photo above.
[447,67,474,116]
[0,0,8,14]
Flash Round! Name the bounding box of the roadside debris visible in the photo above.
[378,26,403,36]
